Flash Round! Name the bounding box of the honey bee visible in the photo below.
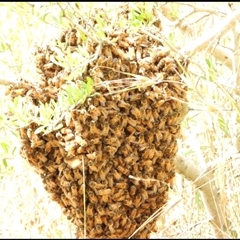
[104,137,121,148]
[88,190,98,204]
[64,132,75,142]
[69,196,79,208]
[143,120,153,131]
[114,181,128,190]
[129,61,137,74]
[126,125,136,135]
[98,188,112,196]
[37,160,44,169]
[112,188,125,201]
[102,45,113,58]
[142,144,155,159]
[98,122,109,137]
[126,220,138,237]
[105,146,117,157]
[65,142,78,158]
[61,194,70,207]
[128,116,138,127]
[100,194,108,203]
[88,160,99,173]
[161,130,171,144]
[128,208,137,220]
[72,168,82,180]
[89,121,101,136]
[120,213,130,227]
[78,109,88,125]
[117,100,130,111]
[133,194,142,208]
[100,162,113,180]
[123,198,133,207]
[86,151,96,161]
[93,213,103,225]
[154,129,163,142]
[139,188,149,201]
[60,176,71,188]
[67,29,77,46]
[94,150,103,162]
[75,207,83,219]
[114,193,126,202]
[169,141,178,155]
[89,181,106,190]
[145,131,155,144]
[117,165,129,175]
[157,117,167,130]
[45,175,57,188]
[141,202,150,210]
[132,163,140,174]
[112,46,128,60]
[58,162,67,175]
[124,153,139,165]
[71,183,78,197]
[112,169,122,181]
[63,168,74,181]
[107,219,115,234]
[35,151,48,162]
[150,199,157,210]
[30,137,45,149]
[95,94,107,107]
[59,146,67,158]
[89,226,98,238]
[105,173,113,188]
[97,55,106,66]
[154,168,165,181]
[88,104,102,121]
[168,124,180,135]
[146,108,155,122]
[95,224,103,234]
[108,202,121,212]
[87,203,95,216]
[44,141,53,155]
[112,210,123,222]
[118,40,129,49]
[112,125,123,138]
[166,112,180,126]
[110,112,121,127]
[162,101,172,116]
[45,161,57,173]
[165,159,173,172]
[96,204,105,216]
[125,134,136,143]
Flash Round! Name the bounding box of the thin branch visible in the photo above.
[180,8,240,57]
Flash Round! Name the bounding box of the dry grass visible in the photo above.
[0,2,240,239]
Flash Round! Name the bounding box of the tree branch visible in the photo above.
[175,154,230,239]
[0,79,17,86]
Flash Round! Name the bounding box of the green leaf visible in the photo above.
[2,158,8,168]
[86,77,94,95]
[0,142,9,153]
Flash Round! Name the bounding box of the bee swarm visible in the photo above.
[6,3,188,239]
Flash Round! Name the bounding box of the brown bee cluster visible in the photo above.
[6,3,188,239]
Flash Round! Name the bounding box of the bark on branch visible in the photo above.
[175,154,230,238]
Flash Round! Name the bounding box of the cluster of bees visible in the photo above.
[6,3,188,239]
